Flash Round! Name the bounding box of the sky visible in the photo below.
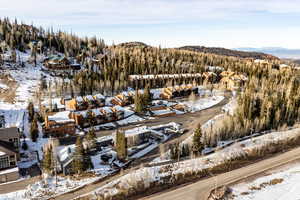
[2,0,300,49]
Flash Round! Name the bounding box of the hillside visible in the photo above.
[236,47,300,59]
[179,46,279,60]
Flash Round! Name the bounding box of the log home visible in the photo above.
[44,111,76,137]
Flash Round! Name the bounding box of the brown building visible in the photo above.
[44,111,76,137]
[43,55,81,70]
[111,91,134,106]
[65,94,105,111]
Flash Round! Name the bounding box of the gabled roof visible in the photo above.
[0,140,18,155]
[0,127,19,139]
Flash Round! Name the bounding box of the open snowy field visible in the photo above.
[231,162,300,200]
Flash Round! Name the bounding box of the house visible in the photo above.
[43,55,81,70]
[66,96,88,111]
[72,106,121,128]
[0,128,20,183]
[160,85,198,100]
[113,127,152,148]
[111,91,134,106]
[65,93,106,111]
[44,111,76,137]
[93,94,106,107]
[101,107,115,122]
[0,127,20,149]
[112,106,125,120]
[220,72,248,90]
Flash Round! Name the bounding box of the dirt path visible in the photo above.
[143,147,300,200]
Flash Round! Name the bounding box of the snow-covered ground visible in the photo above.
[80,127,300,199]
[182,95,224,112]
[0,175,102,200]
[232,163,300,200]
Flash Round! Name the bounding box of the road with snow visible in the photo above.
[142,146,300,200]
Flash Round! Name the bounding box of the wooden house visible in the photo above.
[111,92,134,106]
[43,55,81,70]
[93,94,106,107]
[44,111,76,137]
[101,107,115,121]
[112,106,125,120]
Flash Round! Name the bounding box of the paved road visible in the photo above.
[0,176,40,194]
[142,146,300,200]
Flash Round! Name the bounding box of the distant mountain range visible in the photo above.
[235,47,300,59]
[178,46,278,60]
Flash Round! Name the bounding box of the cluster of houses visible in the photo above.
[160,84,199,99]
[43,106,126,137]
[219,71,248,90]
[111,91,135,106]
[43,122,182,175]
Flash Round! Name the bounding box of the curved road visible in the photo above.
[142,146,300,200]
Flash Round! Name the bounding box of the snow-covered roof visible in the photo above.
[0,151,5,156]
[94,93,105,100]
[76,96,84,103]
[113,105,124,112]
[42,98,65,109]
[56,144,76,163]
[124,126,151,136]
[48,111,74,123]
[92,109,104,117]
[85,95,94,101]
[101,107,113,113]
[129,73,202,80]
[0,167,18,175]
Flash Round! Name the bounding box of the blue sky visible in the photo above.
[2,0,300,48]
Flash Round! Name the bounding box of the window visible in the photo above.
[0,156,9,169]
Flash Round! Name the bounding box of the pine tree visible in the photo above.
[115,129,127,161]
[143,84,152,106]
[73,137,85,174]
[21,141,28,151]
[86,128,97,149]
[43,146,53,172]
[192,124,203,156]
[134,89,144,113]
[30,116,39,142]
[27,102,34,122]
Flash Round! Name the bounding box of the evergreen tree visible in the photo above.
[30,116,39,142]
[115,129,127,161]
[134,89,144,113]
[192,124,203,156]
[73,137,85,174]
[21,141,28,151]
[86,128,97,149]
[143,84,152,106]
[27,102,34,122]
[43,146,53,172]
